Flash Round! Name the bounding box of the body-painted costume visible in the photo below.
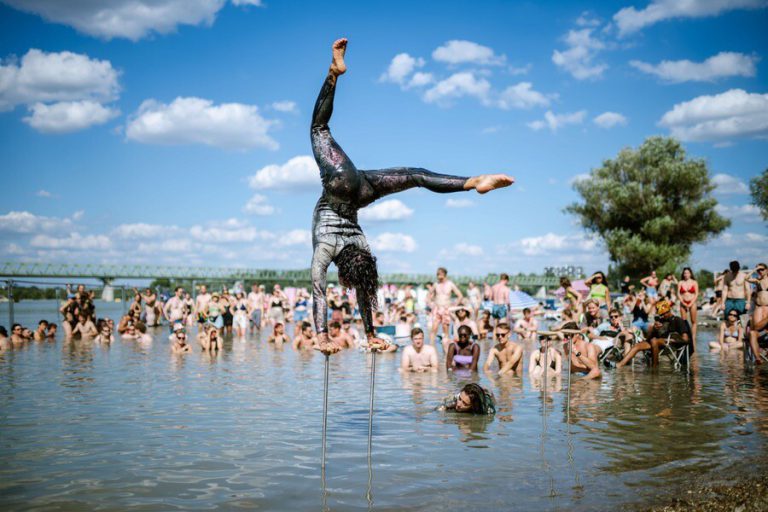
[310,73,469,336]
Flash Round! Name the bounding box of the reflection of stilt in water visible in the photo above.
[540,347,557,500]
[321,464,329,512]
[321,353,329,469]
[366,349,376,509]
[564,334,583,499]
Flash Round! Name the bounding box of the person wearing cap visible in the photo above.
[616,299,690,368]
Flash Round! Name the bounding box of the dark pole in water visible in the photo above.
[7,280,14,326]
[368,349,376,451]
[566,335,573,423]
[321,353,330,469]
[366,348,377,506]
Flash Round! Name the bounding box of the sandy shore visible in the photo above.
[639,461,768,512]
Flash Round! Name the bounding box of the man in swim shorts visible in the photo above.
[428,267,463,343]
[490,273,511,325]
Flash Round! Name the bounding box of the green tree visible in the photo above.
[750,169,768,221]
[566,136,730,277]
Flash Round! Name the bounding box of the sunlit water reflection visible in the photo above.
[1,301,766,511]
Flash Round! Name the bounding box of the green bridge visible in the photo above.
[0,262,566,288]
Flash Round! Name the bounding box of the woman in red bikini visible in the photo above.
[678,267,699,344]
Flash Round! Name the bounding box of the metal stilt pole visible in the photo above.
[7,280,14,327]
[321,354,330,469]
[366,348,377,506]
[567,336,573,423]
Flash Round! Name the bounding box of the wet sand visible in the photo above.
[640,457,768,512]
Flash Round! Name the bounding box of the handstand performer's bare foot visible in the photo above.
[329,38,347,77]
[465,174,515,194]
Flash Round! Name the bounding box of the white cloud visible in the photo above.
[439,243,484,259]
[508,64,532,76]
[614,0,767,37]
[528,110,587,132]
[23,100,119,133]
[630,52,758,83]
[408,72,433,88]
[712,173,749,194]
[552,28,607,80]
[380,53,426,86]
[277,229,311,247]
[519,232,596,256]
[0,49,119,111]
[496,82,551,109]
[423,72,492,106]
[189,223,274,243]
[1,0,262,41]
[359,199,414,222]
[569,173,591,185]
[715,203,762,222]
[445,198,475,208]
[243,194,276,215]
[432,40,506,66]
[126,97,278,150]
[370,232,417,253]
[36,190,52,198]
[248,155,319,190]
[593,111,628,128]
[576,11,602,27]
[658,89,768,142]
[271,100,296,113]
[113,223,178,239]
[30,232,112,250]
[0,211,74,233]
[137,238,193,253]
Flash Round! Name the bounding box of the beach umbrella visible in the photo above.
[554,279,589,298]
[509,290,539,310]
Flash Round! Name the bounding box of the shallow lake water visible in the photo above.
[1,300,767,511]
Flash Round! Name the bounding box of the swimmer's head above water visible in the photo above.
[443,383,496,415]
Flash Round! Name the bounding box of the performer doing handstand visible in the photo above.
[311,38,514,354]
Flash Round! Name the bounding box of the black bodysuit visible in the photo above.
[310,73,470,335]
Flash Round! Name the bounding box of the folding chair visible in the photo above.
[743,326,768,365]
[658,333,691,372]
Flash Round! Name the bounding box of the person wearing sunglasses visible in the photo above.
[483,322,523,376]
[171,327,191,354]
[709,309,743,352]
[616,299,690,368]
[95,324,114,344]
[529,334,563,379]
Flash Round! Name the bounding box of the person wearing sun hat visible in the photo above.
[616,298,691,368]
[450,302,479,338]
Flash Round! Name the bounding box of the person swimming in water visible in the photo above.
[309,38,514,355]
[438,383,496,414]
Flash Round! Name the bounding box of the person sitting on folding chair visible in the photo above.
[616,299,690,368]
[590,308,634,362]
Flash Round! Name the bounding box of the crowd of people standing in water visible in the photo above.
[2,261,767,408]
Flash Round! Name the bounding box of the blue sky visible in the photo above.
[0,0,766,276]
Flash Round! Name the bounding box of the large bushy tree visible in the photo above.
[566,136,730,277]
[750,169,768,221]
